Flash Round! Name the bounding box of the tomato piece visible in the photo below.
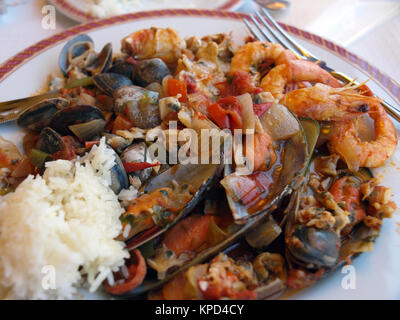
[123,161,160,173]
[207,103,230,129]
[167,78,187,102]
[217,96,243,129]
[104,249,147,295]
[112,114,134,133]
[85,140,100,149]
[253,102,273,117]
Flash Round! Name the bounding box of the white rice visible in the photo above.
[0,138,129,299]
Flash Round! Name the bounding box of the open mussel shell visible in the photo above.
[49,105,105,139]
[118,196,287,299]
[93,73,133,96]
[36,127,65,154]
[225,112,310,224]
[17,98,69,132]
[59,34,93,77]
[125,161,224,251]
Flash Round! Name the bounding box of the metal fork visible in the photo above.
[244,7,400,122]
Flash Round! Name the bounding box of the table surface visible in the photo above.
[0,0,399,83]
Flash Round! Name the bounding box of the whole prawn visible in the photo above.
[328,102,398,171]
[280,83,381,121]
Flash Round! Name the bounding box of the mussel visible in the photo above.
[17,98,69,132]
[222,109,310,224]
[49,105,106,140]
[123,161,224,251]
[114,86,161,129]
[59,34,112,77]
[36,127,65,154]
[134,58,170,87]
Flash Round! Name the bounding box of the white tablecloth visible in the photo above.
[0,0,399,82]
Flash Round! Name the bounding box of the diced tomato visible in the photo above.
[216,71,261,97]
[217,96,243,130]
[112,114,134,133]
[123,161,160,173]
[253,102,273,117]
[167,78,187,102]
[104,249,147,295]
[207,103,230,129]
[85,140,100,149]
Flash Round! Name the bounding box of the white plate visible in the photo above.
[49,0,245,22]
[0,10,399,300]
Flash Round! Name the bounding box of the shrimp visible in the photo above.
[260,60,342,100]
[244,132,277,172]
[328,102,398,171]
[280,83,381,121]
[229,41,296,85]
[121,27,186,65]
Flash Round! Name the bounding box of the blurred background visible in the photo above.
[0,0,399,80]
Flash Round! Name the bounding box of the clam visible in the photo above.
[114,86,161,129]
[59,34,93,77]
[17,98,69,132]
[134,58,170,87]
[49,105,105,140]
[108,62,136,80]
[59,34,112,77]
[93,73,133,96]
[120,142,154,183]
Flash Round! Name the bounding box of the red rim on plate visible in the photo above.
[49,0,244,22]
[0,9,399,102]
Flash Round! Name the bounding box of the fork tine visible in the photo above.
[243,18,265,41]
[254,11,297,52]
[260,7,319,61]
[249,14,277,43]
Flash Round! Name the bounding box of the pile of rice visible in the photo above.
[0,138,129,299]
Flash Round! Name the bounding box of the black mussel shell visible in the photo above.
[17,98,70,132]
[49,105,105,137]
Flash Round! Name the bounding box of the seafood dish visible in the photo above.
[0,26,397,300]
